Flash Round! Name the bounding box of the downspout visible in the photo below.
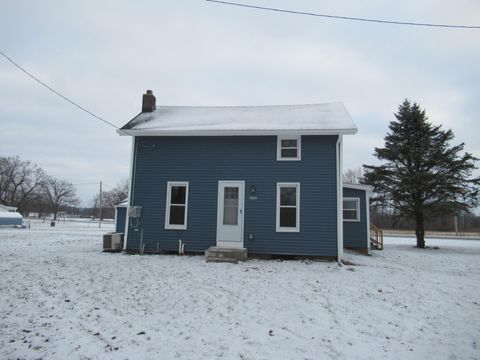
[124,136,137,250]
[336,135,344,262]
[366,189,371,252]
[113,204,118,232]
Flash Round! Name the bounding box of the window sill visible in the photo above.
[165,225,188,230]
[276,227,300,232]
[276,157,301,161]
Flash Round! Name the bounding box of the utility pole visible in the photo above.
[99,180,103,228]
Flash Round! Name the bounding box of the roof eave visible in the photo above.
[343,183,373,193]
[117,128,358,136]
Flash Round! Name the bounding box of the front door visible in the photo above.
[216,181,245,248]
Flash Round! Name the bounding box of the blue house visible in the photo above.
[118,90,371,261]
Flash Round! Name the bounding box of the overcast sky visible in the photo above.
[1,0,479,205]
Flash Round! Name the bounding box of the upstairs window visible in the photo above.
[277,136,301,161]
[276,183,300,232]
[165,182,189,229]
[343,198,360,222]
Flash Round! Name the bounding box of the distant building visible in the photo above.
[0,209,23,226]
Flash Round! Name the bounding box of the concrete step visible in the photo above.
[205,246,248,263]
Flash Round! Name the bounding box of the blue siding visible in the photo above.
[0,215,22,226]
[343,187,368,250]
[115,207,127,233]
[127,135,339,257]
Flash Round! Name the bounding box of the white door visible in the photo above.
[216,181,245,248]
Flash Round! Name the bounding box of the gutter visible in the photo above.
[116,128,358,137]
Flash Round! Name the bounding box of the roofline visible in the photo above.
[343,183,373,193]
[115,199,128,207]
[117,128,358,136]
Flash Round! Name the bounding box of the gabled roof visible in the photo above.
[118,103,357,136]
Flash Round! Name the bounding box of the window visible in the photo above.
[165,182,189,229]
[277,136,301,161]
[223,187,239,225]
[276,183,300,232]
[343,198,360,222]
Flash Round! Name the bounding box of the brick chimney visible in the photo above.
[142,90,156,112]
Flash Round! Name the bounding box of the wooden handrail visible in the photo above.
[370,224,384,250]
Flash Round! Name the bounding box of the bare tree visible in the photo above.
[90,179,129,219]
[343,167,364,184]
[0,155,46,212]
[42,177,79,220]
[105,179,129,207]
[92,179,129,207]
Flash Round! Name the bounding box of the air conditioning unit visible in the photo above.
[103,232,124,252]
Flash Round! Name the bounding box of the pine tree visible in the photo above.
[363,99,480,248]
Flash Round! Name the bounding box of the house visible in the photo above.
[117,90,371,261]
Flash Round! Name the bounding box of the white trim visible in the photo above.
[117,128,358,137]
[165,182,189,230]
[124,136,135,250]
[336,135,344,261]
[277,135,301,161]
[216,181,245,248]
[123,207,128,237]
[276,182,300,232]
[343,183,373,193]
[114,205,118,229]
[343,197,361,222]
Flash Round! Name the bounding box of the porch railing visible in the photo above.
[370,224,384,250]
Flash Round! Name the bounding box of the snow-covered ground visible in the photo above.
[0,221,479,360]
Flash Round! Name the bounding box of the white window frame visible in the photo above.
[277,136,301,161]
[343,197,360,222]
[165,181,189,230]
[276,182,300,232]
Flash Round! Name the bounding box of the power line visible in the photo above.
[205,0,480,29]
[0,50,121,130]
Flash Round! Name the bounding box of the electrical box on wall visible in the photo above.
[128,206,142,218]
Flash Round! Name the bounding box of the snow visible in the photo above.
[1,222,479,359]
[0,212,22,219]
[115,199,128,207]
[120,103,357,134]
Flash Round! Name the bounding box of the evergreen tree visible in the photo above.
[363,100,480,248]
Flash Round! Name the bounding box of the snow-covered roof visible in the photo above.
[0,212,23,219]
[115,199,128,207]
[0,204,17,212]
[119,103,357,136]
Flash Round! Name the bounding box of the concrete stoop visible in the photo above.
[205,246,248,263]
